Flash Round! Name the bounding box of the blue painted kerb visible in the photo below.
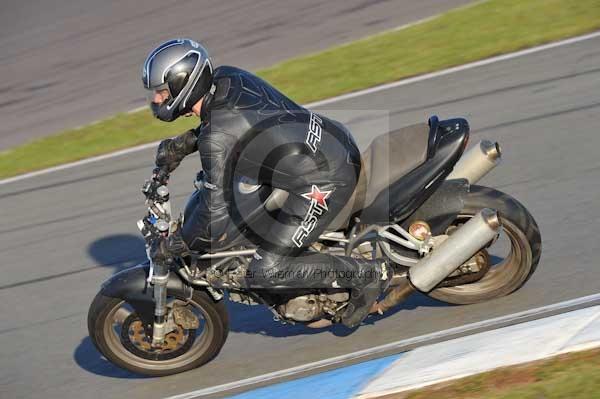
[224,353,402,399]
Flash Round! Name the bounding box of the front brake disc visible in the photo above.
[120,314,196,361]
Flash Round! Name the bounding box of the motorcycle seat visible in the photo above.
[360,123,430,206]
[327,122,431,229]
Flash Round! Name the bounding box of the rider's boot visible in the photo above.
[341,260,392,328]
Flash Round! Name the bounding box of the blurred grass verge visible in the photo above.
[386,347,600,399]
[2,0,600,179]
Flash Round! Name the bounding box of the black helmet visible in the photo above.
[142,38,213,122]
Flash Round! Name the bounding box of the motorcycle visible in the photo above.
[87,116,541,376]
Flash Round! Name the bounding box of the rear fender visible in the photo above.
[99,262,193,329]
[401,178,470,235]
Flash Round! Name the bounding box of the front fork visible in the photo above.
[140,181,174,346]
[150,260,170,346]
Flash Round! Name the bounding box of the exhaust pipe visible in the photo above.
[447,140,502,184]
[409,208,501,292]
[373,278,414,314]
[374,208,501,313]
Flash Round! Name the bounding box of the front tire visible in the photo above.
[427,185,542,305]
[87,290,229,377]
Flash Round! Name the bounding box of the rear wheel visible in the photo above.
[427,185,541,305]
[87,290,229,376]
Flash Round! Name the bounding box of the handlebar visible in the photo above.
[139,167,174,244]
[142,167,171,203]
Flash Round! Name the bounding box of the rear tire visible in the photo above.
[87,290,229,377]
[427,185,541,305]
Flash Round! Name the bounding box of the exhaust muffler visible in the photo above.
[447,140,502,184]
[409,208,501,292]
[374,208,501,313]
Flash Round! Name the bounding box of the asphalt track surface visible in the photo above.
[0,0,472,150]
[2,35,600,399]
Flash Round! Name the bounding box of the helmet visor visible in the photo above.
[164,52,199,98]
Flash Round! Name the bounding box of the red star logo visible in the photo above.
[301,185,333,210]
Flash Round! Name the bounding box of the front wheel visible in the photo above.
[427,185,542,305]
[87,290,229,376]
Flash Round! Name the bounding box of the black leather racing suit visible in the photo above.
[155,66,389,327]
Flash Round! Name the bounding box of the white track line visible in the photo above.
[164,293,600,399]
[0,141,162,186]
[2,30,600,187]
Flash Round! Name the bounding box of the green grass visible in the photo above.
[0,109,198,178]
[394,348,600,399]
[2,0,600,179]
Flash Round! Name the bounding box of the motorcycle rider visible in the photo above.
[142,38,392,328]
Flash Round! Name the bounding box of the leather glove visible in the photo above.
[149,235,173,265]
[168,219,189,256]
[141,167,170,202]
[155,129,198,173]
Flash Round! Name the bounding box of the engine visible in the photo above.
[278,292,349,322]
